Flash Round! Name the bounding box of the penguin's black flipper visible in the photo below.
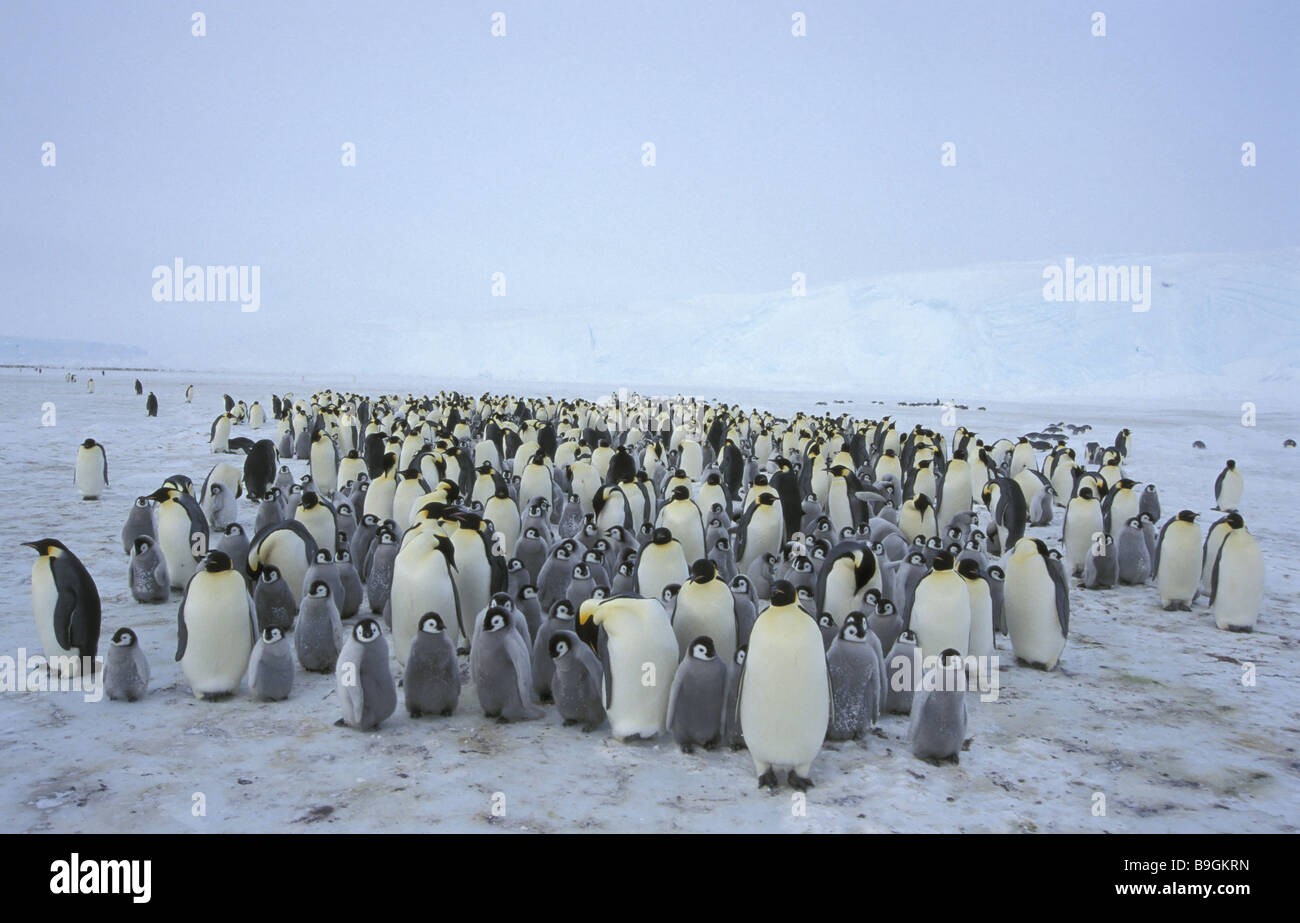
[175,580,194,661]
[101,449,109,487]
[597,628,613,709]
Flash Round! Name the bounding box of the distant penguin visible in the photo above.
[295,580,343,673]
[253,565,297,633]
[722,644,748,749]
[1213,460,1243,511]
[739,581,831,790]
[826,612,880,742]
[175,551,256,698]
[134,378,142,395]
[580,595,679,739]
[185,384,194,403]
[104,628,150,702]
[248,626,295,701]
[1004,538,1069,670]
[1209,513,1264,632]
[667,636,728,752]
[336,618,397,730]
[74,438,109,500]
[1154,510,1201,610]
[146,392,158,417]
[23,539,101,678]
[908,649,967,764]
[472,607,544,721]
[127,536,169,603]
[549,628,606,732]
[404,613,461,717]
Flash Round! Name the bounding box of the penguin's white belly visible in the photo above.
[1212,538,1264,630]
[364,478,397,522]
[1157,527,1201,607]
[672,587,736,662]
[680,443,703,481]
[181,581,252,695]
[1005,564,1065,668]
[738,513,781,573]
[939,468,971,523]
[911,578,972,660]
[741,625,828,769]
[310,445,337,497]
[392,480,426,528]
[1108,494,1139,539]
[451,546,491,634]
[828,484,853,536]
[605,623,678,738]
[259,531,310,604]
[638,549,688,601]
[519,468,551,507]
[211,419,230,452]
[485,499,520,556]
[822,562,869,624]
[157,506,196,589]
[473,440,500,470]
[32,563,79,674]
[1064,504,1103,576]
[1217,471,1243,510]
[661,508,704,564]
[336,458,365,494]
[75,451,104,499]
[295,508,335,556]
[391,559,459,664]
[966,583,994,658]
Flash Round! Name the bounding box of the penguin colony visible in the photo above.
[26,383,1269,791]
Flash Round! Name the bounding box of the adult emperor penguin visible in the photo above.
[735,492,784,575]
[1154,510,1201,610]
[209,412,234,453]
[74,438,109,500]
[670,559,739,663]
[389,530,462,663]
[579,595,679,740]
[815,541,881,625]
[909,551,972,661]
[898,494,937,544]
[310,430,339,499]
[293,492,337,558]
[336,618,398,730]
[147,486,209,590]
[1062,486,1104,577]
[1209,513,1265,632]
[636,528,689,601]
[656,485,706,565]
[23,539,101,678]
[1213,460,1244,511]
[104,628,150,701]
[1004,538,1069,670]
[175,551,256,698]
[738,580,831,790]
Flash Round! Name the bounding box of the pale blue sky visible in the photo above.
[1,0,1296,364]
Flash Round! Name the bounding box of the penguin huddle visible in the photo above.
[24,387,1271,793]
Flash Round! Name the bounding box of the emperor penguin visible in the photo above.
[735,493,784,575]
[1154,510,1201,610]
[656,485,706,565]
[472,607,544,722]
[1102,478,1141,540]
[310,431,339,499]
[826,612,881,742]
[909,551,972,661]
[1081,534,1118,589]
[296,580,344,673]
[899,494,937,544]
[666,636,728,752]
[405,612,461,717]
[247,520,317,605]
[636,528,689,601]
[1062,486,1104,577]
[293,492,337,558]
[147,486,209,590]
[1209,513,1264,632]
[531,599,577,701]
[104,627,150,702]
[580,595,679,740]
[389,530,462,663]
[175,551,256,698]
[815,541,880,625]
[74,438,109,500]
[1213,460,1244,511]
[957,558,994,660]
[722,645,748,749]
[336,618,397,730]
[549,629,606,732]
[670,559,739,663]
[738,581,831,790]
[24,539,101,679]
[908,649,968,764]
[209,412,234,453]
[883,630,920,715]
[248,626,295,701]
[253,565,297,633]
[1004,538,1069,670]
[127,536,170,603]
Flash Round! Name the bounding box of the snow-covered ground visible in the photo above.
[1,367,1297,833]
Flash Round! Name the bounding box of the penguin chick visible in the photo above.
[336,617,397,730]
[549,629,605,732]
[404,613,460,718]
[666,636,728,752]
[104,627,150,702]
[908,648,968,764]
[248,626,294,701]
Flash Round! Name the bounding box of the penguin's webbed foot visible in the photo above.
[563,718,578,726]
[333,718,347,727]
[680,743,695,754]
[787,771,814,791]
[757,769,780,791]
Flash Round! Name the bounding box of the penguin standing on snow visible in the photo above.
[908,649,968,764]
[127,536,169,603]
[1213,460,1244,511]
[1004,538,1069,670]
[248,627,294,701]
[667,636,728,752]
[404,613,460,717]
[145,392,158,417]
[549,629,606,732]
[175,551,256,698]
[23,539,101,678]
[1209,513,1265,632]
[336,618,397,730]
[104,628,150,701]
[1154,510,1201,611]
[74,439,109,500]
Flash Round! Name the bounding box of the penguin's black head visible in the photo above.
[1226,459,1236,469]
[689,636,717,660]
[1126,517,1142,530]
[353,618,382,643]
[1078,487,1094,500]
[661,584,680,603]
[690,558,716,583]
[932,550,955,571]
[111,627,137,647]
[817,612,835,628]
[671,485,691,502]
[839,612,867,640]
[1177,510,1198,523]
[940,648,963,667]
[418,612,445,633]
[753,474,769,487]
[81,438,96,448]
[907,551,926,566]
[308,579,330,598]
[315,548,333,564]
[485,607,511,632]
[1225,512,1246,529]
[261,626,284,644]
[878,598,896,617]
[770,580,796,606]
[731,575,750,594]
[204,551,232,573]
[521,584,538,600]
[956,558,981,580]
[302,492,320,509]
[757,493,776,507]
[260,565,280,583]
[132,536,153,555]
[651,527,672,546]
[552,599,574,619]
[549,631,575,660]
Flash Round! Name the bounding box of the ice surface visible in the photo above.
[0,367,1297,833]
